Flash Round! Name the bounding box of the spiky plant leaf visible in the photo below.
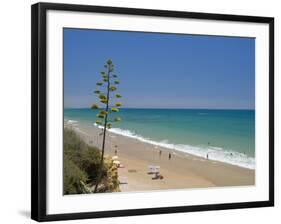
[95,120,103,125]
[100,99,108,104]
[111,107,119,112]
[109,86,117,91]
[94,90,100,94]
[114,80,120,84]
[97,114,105,119]
[115,102,122,107]
[115,94,122,98]
[100,110,107,115]
[96,82,102,86]
[99,94,107,100]
[90,104,99,109]
[107,59,112,65]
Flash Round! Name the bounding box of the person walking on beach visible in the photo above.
[159,150,162,157]
[168,152,171,160]
[207,142,210,160]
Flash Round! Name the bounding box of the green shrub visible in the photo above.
[64,128,87,165]
[80,145,104,181]
[63,128,119,194]
[63,155,87,194]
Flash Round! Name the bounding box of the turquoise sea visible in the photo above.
[64,108,255,169]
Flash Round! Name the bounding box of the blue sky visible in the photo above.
[64,28,255,109]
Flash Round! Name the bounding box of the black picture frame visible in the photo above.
[31,2,274,222]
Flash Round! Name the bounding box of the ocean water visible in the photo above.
[64,108,255,169]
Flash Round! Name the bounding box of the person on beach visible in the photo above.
[159,150,162,157]
[169,152,171,160]
[114,145,118,155]
[207,142,210,160]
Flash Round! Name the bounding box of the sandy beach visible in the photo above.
[66,123,255,192]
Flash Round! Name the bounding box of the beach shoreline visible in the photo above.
[65,122,255,192]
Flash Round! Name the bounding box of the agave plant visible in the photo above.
[90,59,122,192]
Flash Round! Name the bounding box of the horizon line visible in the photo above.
[64,107,255,110]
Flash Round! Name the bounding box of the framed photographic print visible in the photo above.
[31,2,274,222]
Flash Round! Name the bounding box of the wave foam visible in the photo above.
[66,119,79,124]
[93,125,255,170]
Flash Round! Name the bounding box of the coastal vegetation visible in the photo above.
[63,128,119,194]
[90,59,122,192]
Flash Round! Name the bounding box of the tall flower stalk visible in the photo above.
[91,59,122,192]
